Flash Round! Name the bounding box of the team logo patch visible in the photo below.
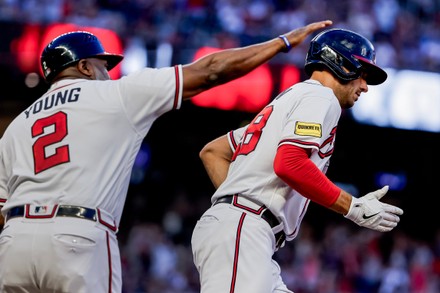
[295,122,322,137]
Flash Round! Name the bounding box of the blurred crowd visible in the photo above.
[2,0,440,71]
[119,220,440,293]
[1,0,440,292]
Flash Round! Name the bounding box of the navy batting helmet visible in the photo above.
[304,28,387,85]
[41,31,124,83]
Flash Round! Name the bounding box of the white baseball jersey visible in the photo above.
[212,79,341,241]
[0,66,183,226]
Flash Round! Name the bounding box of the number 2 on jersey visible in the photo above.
[232,105,273,161]
[32,111,70,174]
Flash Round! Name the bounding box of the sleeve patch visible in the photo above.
[295,122,322,138]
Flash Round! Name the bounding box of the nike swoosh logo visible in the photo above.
[362,212,380,219]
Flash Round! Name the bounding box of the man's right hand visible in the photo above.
[284,20,333,48]
[344,185,404,232]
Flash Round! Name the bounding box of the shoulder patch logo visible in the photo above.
[295,122,322,137]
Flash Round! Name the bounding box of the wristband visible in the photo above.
[278,35,292,53]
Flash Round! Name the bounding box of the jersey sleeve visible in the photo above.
[118,65,183,135]
[279,94,340,151]
[227,125,248,152]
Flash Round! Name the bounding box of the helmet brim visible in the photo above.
[95,53,124,71]
[356,56,387,85]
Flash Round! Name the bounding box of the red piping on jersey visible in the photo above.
[280,138,319,148]
[230,213,246,293]
[232,195,265,215]
[97,209,118,232]
[279,123,337,159]
[173,66,180,109]
[106,231,112,293]
[0,198,6,204]
[228,131,238,150]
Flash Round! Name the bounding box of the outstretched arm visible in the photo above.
[182,20,333,99]
[274,144,403,232]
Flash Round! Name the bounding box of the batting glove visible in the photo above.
[344,186,403,232]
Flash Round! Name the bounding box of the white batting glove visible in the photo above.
[344,186,403,232]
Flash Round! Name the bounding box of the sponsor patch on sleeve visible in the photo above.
[295,121,322,137]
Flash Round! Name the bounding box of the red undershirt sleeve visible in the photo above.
[273,144,341,208]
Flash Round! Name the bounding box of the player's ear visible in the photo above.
[77,59,94,79]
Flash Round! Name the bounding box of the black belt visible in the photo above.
[214,195,286,248]
[6,205,97,222]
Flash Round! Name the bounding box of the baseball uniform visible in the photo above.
[191,79,341,293]
[0,66,183,292]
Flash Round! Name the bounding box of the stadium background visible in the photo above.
[0,0,439,292]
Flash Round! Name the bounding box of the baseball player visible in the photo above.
[0,20,332,292]
[191,28,404,293]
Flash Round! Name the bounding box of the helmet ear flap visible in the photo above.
[305,43,361,82]
[321,46,343,68]
[304,41,323,76]
[321,46,361,80]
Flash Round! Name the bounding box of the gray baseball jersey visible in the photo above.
[0,66,182,225]
[212,79,341,240]
[0,65,183,292]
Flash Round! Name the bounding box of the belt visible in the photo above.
[214,195,286,248]
[5,204,117,232]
